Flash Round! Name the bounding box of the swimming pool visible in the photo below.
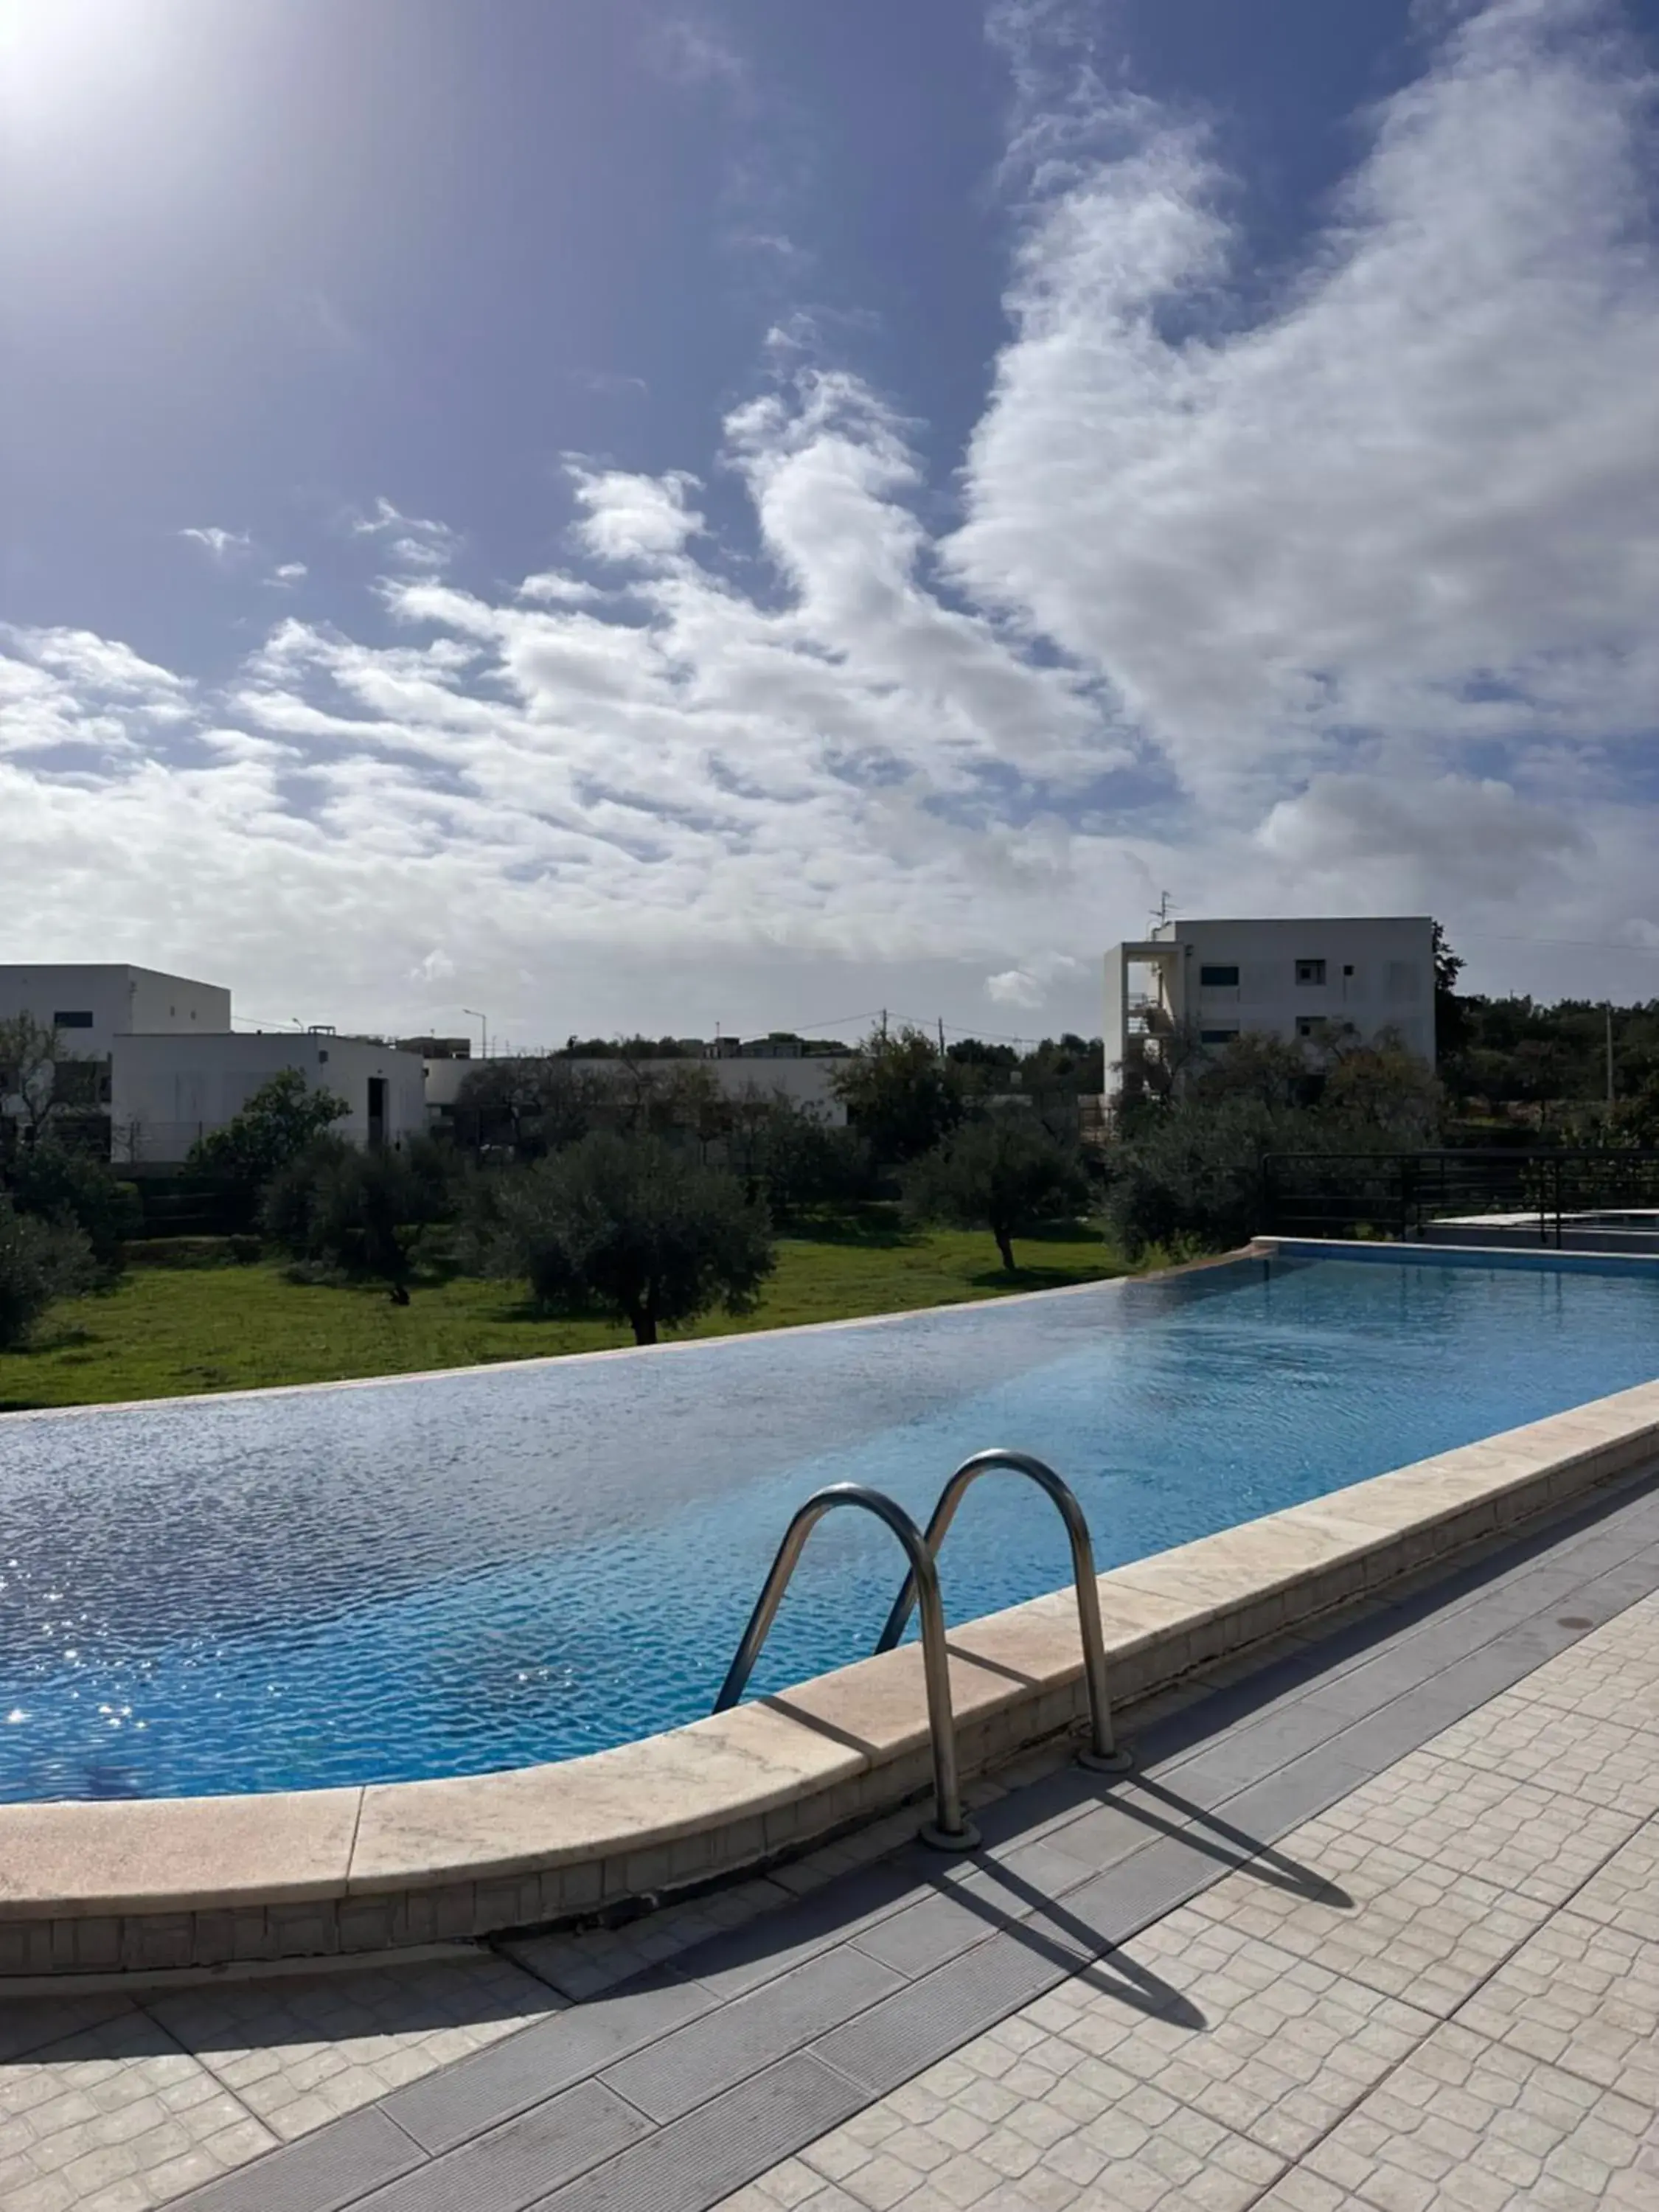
[3,1248,1658,1804]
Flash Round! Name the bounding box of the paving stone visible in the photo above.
[1453,1908,1659,2107]
[151,1956,560,2143]
[0,2011,281,2212]
[1287,2020,1658,2211]
[1569,1820,1659,1945]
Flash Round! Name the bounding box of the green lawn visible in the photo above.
[0,1215,1124,1411]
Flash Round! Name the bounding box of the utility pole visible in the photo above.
[1606,1003,1615,1109]
[937,1016,946,1057]
[880,1008,888,1043]
[464,1008,488,1060]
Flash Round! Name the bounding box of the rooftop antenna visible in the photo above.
[1150,891,1175,932]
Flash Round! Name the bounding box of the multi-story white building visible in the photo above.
[1103,916,1436,1107]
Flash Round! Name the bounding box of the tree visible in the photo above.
[830,1026,965,1168]
[0,1015,94,1145]
[262,1135,452,1299]
[1319,1030,1442,1141]
[902,1113,1089,1273]
[484,1131,775,1345]
[453,1057,609,1158]
[5,1143,142,1282]
[0,1195,96,1351]
[1432,920,1470,1061]
[189,1069,350,1226]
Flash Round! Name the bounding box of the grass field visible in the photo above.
[0,1214,1124,1412]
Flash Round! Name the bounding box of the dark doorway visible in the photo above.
[367,1077,387,1148]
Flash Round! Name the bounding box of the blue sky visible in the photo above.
[3,0,1658,1046]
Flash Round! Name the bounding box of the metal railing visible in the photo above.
[713,1483,980,1851]
[873,1450,1130,1773]
[1261,1148,1659,1247]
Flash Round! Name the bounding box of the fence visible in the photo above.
[1259,1149,1659,1248]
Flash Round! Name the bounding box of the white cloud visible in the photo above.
[5,0,1658,1032]
[411,948,456,984]
[180,526,252,561]
[949,0,1659,790]
[647,15,750,93]
[349,497,459,574]
[264,562,308,588]
[567,465,705,566]
[985,951,1083,1009]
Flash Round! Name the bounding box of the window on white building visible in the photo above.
[1294,959,1326,986]
[1199,964,1239,987]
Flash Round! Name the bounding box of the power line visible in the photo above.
[1456,931,1659,956]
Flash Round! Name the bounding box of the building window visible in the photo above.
[1199,1029,1238,1046]
[1294,959,1326,987]
[1198,964,1239,987]
[53,1010,94,1028]
[1296,1016,1328,1040]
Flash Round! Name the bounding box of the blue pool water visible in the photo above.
[2,1251,1658,1803]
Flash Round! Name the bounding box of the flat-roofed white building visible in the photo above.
[0,963,231,1054]
[111,1032,429,1164]
[1104,916,1436,1107]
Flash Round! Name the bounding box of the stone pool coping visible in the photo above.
[4,1319,1659,1975]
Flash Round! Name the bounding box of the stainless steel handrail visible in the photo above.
[874,1449,1131,1773]
[712,1482,979,1851]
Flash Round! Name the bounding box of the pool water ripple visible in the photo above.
[3,1253,1657,1801]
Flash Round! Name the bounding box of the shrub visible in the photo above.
[901,1112,1090,1272]
[0,1196,96,1350]
[6,1143,142,1281]
[484,1130,775,1344]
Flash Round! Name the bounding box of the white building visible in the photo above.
[1103,916,1436,1107]
[0,964,232,1056]
[1,963,233,1137]
[111,1032,429,1164]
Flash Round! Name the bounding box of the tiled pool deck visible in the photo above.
[3,1463,1658,2211]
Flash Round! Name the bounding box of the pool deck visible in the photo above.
[2,1457,1658,2209]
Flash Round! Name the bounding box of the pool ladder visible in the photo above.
[712,1450,1130,1851]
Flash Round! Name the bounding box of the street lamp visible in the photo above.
[463,1009,488,1060]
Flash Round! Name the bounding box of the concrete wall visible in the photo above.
[111,1034,428,1164]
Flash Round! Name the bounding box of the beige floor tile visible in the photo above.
[146,1952,557,2140]
[1278,2019,1657,2211]
[1568,1820,1659,1947]
[0,2011,276,2211]
[1426,1699,1659,1819]
[1453,1907,1659,2107]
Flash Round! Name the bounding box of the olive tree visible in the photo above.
[902,1112,1089,1273]
[484,1130,774,1344]
[262,1135,452,1300]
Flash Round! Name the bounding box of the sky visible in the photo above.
[2,0,1658,1050]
